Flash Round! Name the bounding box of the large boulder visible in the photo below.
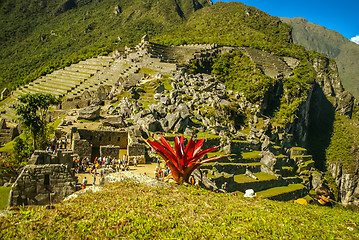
[77,105,101,120]
[260,150,277,170]
[155,84,165,93]
[102,117,126,128]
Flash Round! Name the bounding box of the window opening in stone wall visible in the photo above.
[44,174,50,185]
[109,136,111,141]
[99,136,102,141]
[118,137,120,142]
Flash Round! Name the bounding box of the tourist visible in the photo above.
[99,173,104,185]
[134,157,137,167]
[82,177,88,190]
[310,186,332,207]
[222,182,227,191]
[93,172,97,186]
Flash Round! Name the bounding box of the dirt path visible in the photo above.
[76,162,162,186]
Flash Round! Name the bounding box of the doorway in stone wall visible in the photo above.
[119,149,127,161]
[91,147,100,161]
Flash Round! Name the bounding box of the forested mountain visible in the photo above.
[281,17,359,99]
[0,0,212,90]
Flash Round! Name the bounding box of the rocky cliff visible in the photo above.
[280,17,359,100]
[285,54,359,206]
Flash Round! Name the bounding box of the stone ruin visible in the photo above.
[8,150,77,207]
[71,127,146,165]
[0,119,20,147]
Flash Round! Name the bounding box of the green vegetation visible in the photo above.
[242,151,261,159]
[281,17,359,100]
[15,93,61,150]
[326,115,359,173]
[0,186,11,210]
[1,181,358,239]
[257,184,305,198]
[234,172,277,183]
[212,51,276,102]
[0,0,210,91]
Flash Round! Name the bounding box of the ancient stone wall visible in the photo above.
[100,145,121,158]
[224,140,261,154]
[28,150,74,169]
[127,143,146,164]
[61,97,91,110]
[8,150,77,207]
[0,119,20,146]
[76,129,128,148]
[72,139,92,160]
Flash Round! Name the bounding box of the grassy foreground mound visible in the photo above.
[1,181,358,239]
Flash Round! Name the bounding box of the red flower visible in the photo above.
[147,135,229,184]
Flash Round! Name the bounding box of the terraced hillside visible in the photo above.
[1,39,325,202]
[0,56,115,120]
[107,42,316,200]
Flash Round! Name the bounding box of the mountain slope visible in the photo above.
[280,17,359,99]
[0,0,212,90]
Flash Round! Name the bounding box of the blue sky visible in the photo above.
[212,0,359,44]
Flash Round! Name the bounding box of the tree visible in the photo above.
[15,93,61,150]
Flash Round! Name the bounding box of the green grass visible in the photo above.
[234,172,277,183]
[257,184,305,198]
[291,147,307,151]
[205,162,262,166]
[0,186,11,210]
[0,140,15,153]
[196,131,220,139]
[137,68,157,75]
[1,181,358,239]
[242,151,261,159]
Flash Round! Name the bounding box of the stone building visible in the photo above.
[71,127,147,164]
[8,150,77,207]
[71,128,128,160]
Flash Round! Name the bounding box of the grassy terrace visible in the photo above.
[0,181,358,239]
[204,162,262,166]
[234,172,277,183]
[0,186,11,210]
[256,184,305,198]
[242,151,261,159]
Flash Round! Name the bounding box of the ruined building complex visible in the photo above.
[8,150,76,207]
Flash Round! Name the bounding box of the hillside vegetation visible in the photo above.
[0,0,210,90]
[280,17,359,100]
[1,181,358,239]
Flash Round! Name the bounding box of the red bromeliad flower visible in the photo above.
[147,134,228,184]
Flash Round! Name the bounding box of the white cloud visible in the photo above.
[351,35,359,44]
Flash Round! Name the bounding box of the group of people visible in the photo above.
[47,137,68,154]
[81,172,105,189]
[74,155,136,174]
[154,165,171,180]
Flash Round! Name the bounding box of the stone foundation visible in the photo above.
[8,150,77,207]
